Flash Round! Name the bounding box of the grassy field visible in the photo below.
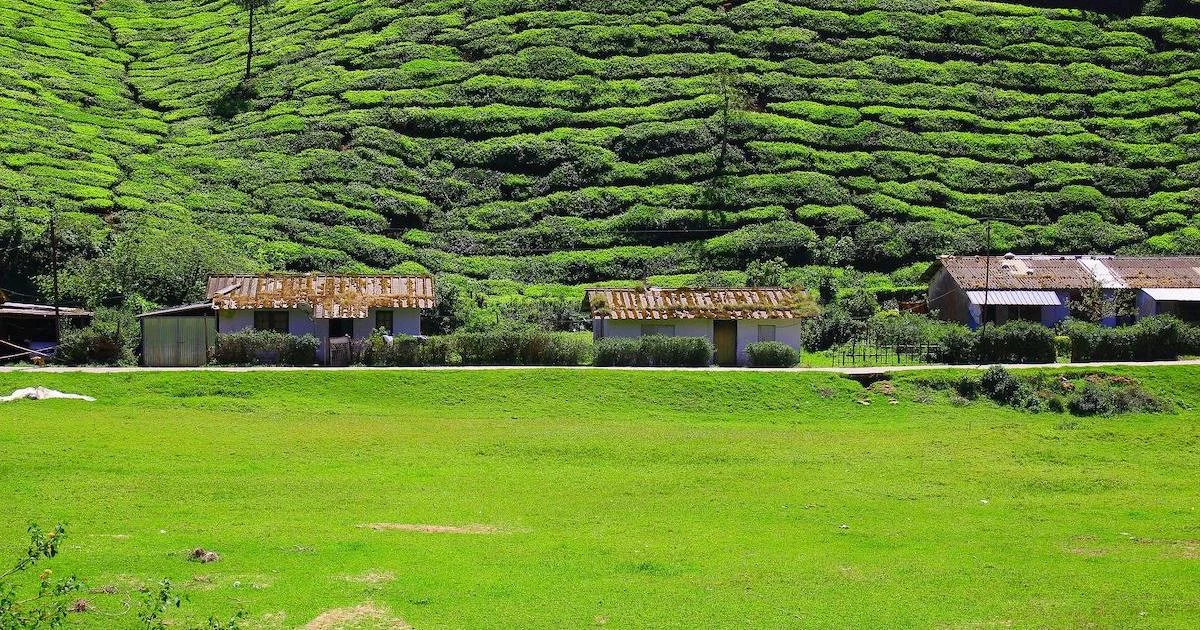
[1,368,1198,628]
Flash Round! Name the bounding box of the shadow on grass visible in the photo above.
[210,81,258,119]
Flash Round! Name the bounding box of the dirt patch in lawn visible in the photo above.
[340,570,396,585]
[305,602,411,630]
[357,523,499,534]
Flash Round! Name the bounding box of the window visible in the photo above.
[758,325,776,342]
[254,310,289,333]
[640,324,676,337]
[375,310,394,334]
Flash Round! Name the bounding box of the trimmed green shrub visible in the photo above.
[593,336,713,367]
[1062,315,1182,361]
[352,331,453,366]
[451,331,591,365]
[745,341,799,367]
[212,330,319,366]
[977,321,1056,364]
[935,326,978,365]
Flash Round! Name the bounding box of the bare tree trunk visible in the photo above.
[245,5,254,81]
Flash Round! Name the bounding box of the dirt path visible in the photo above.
[4,360,1200,375]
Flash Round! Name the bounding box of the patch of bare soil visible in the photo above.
[1065,535,1109,557]
[357,523,499,534]
[340,570,396,585]
[305,603,412,630]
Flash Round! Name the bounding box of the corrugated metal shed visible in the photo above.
[1101,257,1200,289]
[965,290,1062,306]
[207,274,435,319]
[583,287,805,320]
[1143,288,1200,301]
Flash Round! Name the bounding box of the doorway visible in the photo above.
[329,318,354,339]
[714,320,736,366]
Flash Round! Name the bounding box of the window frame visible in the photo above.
[253,310,289,334]
[375,310,394,334]
[757,324,777,342]
[640,323,677,337]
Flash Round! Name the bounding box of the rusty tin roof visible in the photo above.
[930,255,1103,290]
[583,287,806,320]
[1100,257,1200,289]
[931,255,1200,291]
[207,274,435,319]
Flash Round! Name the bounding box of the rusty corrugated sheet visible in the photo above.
[207,274,435,319]
[1101,257,1200,289]
[935,255,1100,290]
[583,287,804,320]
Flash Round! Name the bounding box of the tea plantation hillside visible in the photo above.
[2,0,1200,305]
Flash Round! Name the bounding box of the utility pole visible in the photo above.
[981,218,991,330]
[49,206,60,342]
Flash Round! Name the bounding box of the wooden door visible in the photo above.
[714,320,736,366]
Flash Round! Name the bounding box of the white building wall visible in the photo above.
[599,318,714,342]
[735,319,803,365]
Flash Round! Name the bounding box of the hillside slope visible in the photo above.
[2,0,1200,302]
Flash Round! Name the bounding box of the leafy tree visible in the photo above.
[1069,283,1137,323]
[235,0,275,81]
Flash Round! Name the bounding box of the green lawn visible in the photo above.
[1,368,1198,628]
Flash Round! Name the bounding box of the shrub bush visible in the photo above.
[1063,315,1182,361]
[977,320,1056,364]
[745,341,799,367]
[212,330,319,366]
[451,330,591,365]
[1067,376,1166,416]
[52,308,138,366]
[935,326,978,364]
[593,336,713,367]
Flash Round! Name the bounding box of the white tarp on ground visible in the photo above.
[965,290,1062,306]
[1143,288,1200,302]
[1,387,95,402]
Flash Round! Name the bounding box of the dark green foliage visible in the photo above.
[977,321,1057,364]
[936,326,978,364]
[451,330,591,365]
[352,331,451,366]
[745,341,799,367]
[211,330,319,366]
[1062,315,1184,361]
[801,305,865,350]
[1067,375,1166,416]
[593,335,714,367]
[53,308,137,366]
[919,366,1166,415]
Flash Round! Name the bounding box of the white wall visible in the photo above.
[736,319,803,365]
[599,319,714,342]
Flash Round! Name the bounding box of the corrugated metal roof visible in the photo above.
[0,302,92,318]
[1143,288,1200,302]
[583,287,807,320]
[932,255,1200,292]
[207,274,435,319]
[136,302,216,318]
[932,255,1100,290]
[965,290,1062,306]
[1101,257,1200,289]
